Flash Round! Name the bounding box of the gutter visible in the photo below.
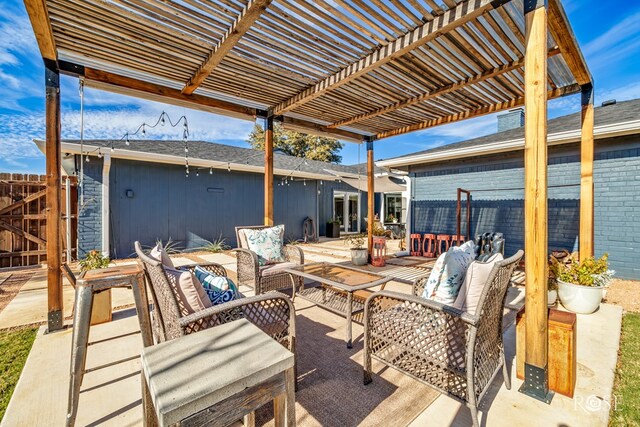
[33,140,345,182]
[376,119,640,168]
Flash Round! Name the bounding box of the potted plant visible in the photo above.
[326,219,341,238]
[79,250,110,271]
[344,233,368,266]
[386,214,398,223]
[550,252,614,314]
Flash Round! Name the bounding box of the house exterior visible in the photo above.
[378,99,640,279]
[34,139,405,259]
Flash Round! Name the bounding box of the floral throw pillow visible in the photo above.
[244,225,285,266]
[432,240,476,305]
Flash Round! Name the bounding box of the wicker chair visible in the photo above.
[363,250,523,427]
[234,225,304,296]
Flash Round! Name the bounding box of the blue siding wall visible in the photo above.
[409,136,640,279]
[108,159,317,258]
[77,158,103,258]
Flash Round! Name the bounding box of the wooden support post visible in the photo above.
[45,59,63,332]
[366,139,375,259]
[520,0,552,403]
[579,83,595,261]
[264,116,274,226]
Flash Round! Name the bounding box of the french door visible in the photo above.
[333,192,360,233]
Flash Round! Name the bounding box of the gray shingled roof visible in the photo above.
[381,98,640,162]
[60,138,384,177]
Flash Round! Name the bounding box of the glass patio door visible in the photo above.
[333,191,360,233]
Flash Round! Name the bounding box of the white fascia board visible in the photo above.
[34,140,342,181]
[376,119,640,168]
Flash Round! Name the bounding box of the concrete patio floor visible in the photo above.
[0,243,622,426]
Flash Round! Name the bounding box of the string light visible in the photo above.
[227,163,231,172]
[209,167,213,174]
[85,155,90,163]
[118,111,190,177]
[97,149,102,159]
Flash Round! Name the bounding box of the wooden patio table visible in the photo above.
[66,263,153,427]
[285,262,391,348]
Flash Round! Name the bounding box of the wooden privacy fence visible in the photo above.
[0,173,77,268]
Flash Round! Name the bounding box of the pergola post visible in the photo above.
[45,58,63,332]
[520,0,552,403]
[366,138,375,258]
[579,83,595,261]
[264,116,274,226]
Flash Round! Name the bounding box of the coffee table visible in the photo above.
[285,262,391,348]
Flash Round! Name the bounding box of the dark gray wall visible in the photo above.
[77,158,103,258]
[109,159,317,258]
[408,135,640,279]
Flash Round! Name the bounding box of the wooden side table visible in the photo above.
[516,307,577,397]
[142,318,296,427]
[66,263,153,427]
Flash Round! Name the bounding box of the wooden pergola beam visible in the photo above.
[375,84,579,140]
[521,0,551,403]
[264,116,274,226]
[329,47,561,129]
[579,83,595,260]
[182,0,272,95]
[271,0,512,115]
[58,61,365,142]
[24,0,57,60]
[547,0,592,85]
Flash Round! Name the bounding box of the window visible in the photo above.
[384,193,402,223]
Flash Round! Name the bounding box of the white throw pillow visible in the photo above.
[150,243,175,269]
[453,253,504,315]
[164,267,212,315]
[422,251,447,299]
[432,240,476,305]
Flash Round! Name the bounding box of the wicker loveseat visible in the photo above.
[363,250,523,427]
[234,225,304,296]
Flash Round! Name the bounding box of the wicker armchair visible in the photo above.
[234,225,304,296]
[134,241,296,353]
[363,250,523,427]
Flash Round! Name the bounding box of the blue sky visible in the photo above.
[0,0,639,172]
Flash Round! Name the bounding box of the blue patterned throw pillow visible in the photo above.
[244,225,285,266]
[193,266,238,305]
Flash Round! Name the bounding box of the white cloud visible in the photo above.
[584,10,640,71]
[595,81,640,105]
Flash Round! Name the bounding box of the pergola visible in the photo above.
[25,0,592,402]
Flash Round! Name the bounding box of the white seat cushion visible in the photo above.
[453,253,504,315]
[259,262,297,277]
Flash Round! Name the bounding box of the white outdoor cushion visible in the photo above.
[453,253,504,315]
[432,240,476,305]
[422,251,447,299]
[150,243,175,270]
[164,267,212,315]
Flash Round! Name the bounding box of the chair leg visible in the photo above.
[273,392,285,427]
[470,405,480,427]
[363,340,372,385]
[285,367,296,426]
[501,352,511,390]
[243,411,256,427]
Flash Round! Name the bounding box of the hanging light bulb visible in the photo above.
[320,180,323,185]
[227,163,231,172]
[209,167,213,175]
[142,124,146,135]
[303,180,306,186]
[184,146,188,154]
[110,144,115,152]
[97,149,102,159]
[183,131,188,142]
[161,113,165,126]
[85,155,90,163]
[196,170,199,177]
[125,134,130,146]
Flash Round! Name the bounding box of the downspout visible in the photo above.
[101,153,111,257]
[405,175,412,252]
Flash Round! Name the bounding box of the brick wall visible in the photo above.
[409,135,640,279]
[77,157,103,258]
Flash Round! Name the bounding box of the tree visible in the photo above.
[247,122,344,163]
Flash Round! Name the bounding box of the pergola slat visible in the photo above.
[182,0,272,95]
[271,0,510,115]
[548,0,592,85]
[330,47,560,129]
[24,0,57,60]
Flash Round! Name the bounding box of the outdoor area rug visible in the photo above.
[256,298,439,427]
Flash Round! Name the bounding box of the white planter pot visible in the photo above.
[548,289,557,307]
[351,248,368,266]
[557,279,603,314]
